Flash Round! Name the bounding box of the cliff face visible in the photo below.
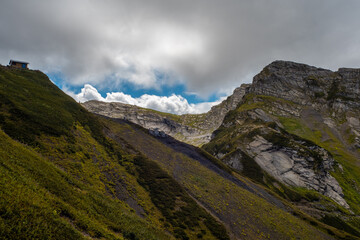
[250,61,360,111]
[83,84,249,146]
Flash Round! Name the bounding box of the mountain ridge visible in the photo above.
[82,84,249,146]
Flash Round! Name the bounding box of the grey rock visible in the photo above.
[249,61,360,115]
[149,128,167,138]
[247,135,349,208]
[222,151,244,172]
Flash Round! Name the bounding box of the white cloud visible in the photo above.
[2,0,360,98]
[69,84,224,115]
[66,84,104,102]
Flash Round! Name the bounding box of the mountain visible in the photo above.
[1,62,359,239]
[203,60,360,235]
[85,61,360,239]
[82,84,249,147]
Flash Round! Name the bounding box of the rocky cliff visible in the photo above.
[83,84,249,146]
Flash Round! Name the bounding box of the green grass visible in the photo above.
[0,129,170,240]
[0,66,173,239]
[134,154,228,240]
[0,66,107,148]
[321,214,360,237]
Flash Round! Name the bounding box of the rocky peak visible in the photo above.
[250,61,334,105]
[249,61,360,112]
[193,83,250,130]
[212,84,250,111]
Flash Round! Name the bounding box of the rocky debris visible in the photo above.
[248,109,273,122]
[247,60,360,150]
[348,117,360,128]
[214,103,351,208]
[149,128,166,138]
[246,135,349,208]
[337,68,360,105]
[221,150,244,172]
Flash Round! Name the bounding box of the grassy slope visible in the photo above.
[0,66,173,239]
[104,118,335,240]
[0,66,225,239]
[0,129,169,240]
[203,93,360,238]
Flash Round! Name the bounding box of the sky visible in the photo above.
[1,0,360,114]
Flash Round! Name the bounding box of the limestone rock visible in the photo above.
[247,135,349,208]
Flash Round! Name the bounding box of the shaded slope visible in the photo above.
[102,117,337,240]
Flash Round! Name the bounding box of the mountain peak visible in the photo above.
[250,60,360,110]
[267,60,326,70]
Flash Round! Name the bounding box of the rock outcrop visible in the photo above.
[250,60,360,112]
[247,135,348,208]
[209,105,350,208]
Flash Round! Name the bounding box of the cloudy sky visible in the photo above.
[1,0,360,114]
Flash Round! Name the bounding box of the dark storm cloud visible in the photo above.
[1,0,360,96]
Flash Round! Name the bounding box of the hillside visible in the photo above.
[0,65,227,240]
[0,65,354,239]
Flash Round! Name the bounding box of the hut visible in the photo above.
[9,60,29,69]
